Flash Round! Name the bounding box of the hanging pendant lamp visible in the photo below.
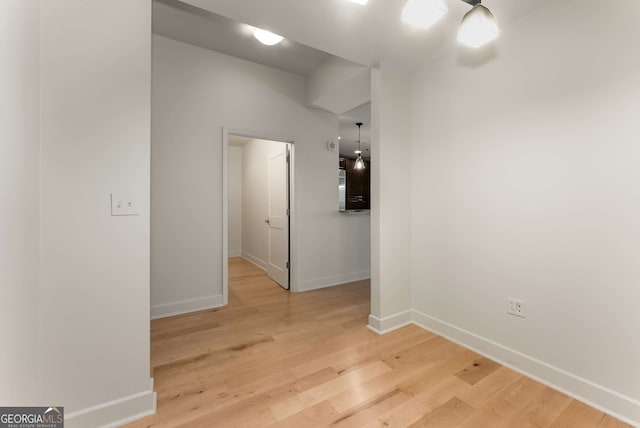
[457,1,499,48]
[354,122,366,170]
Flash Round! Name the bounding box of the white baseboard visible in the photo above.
[368,308,640,427]
[296,270,370,292]
[229,249,242,257]
[151,294,224,320]
[65,378,156,428]
[367,311,413,335]
[367,308,640,426]
[411,310,640,428]
[241,251,267,271]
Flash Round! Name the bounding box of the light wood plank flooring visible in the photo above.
[125,258,631,428]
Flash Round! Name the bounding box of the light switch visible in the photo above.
[110,193,139,216]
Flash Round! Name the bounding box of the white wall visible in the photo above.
[152,35,370,316]
[228,145,243,257]
[240,139,287,269]
[410,0,640,423]
[39,1,154,426]
[368,65,413,332]
[0,0,40,405]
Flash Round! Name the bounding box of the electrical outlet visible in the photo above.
[506,298,526,318]
[110,193,139,216]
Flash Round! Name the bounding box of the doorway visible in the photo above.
[223,130,293,302]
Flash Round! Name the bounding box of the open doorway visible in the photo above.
[223,131,292,301]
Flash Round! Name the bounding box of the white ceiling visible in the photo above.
[157,0,553,158]
[179,0,553,70]
[153,0,330,76]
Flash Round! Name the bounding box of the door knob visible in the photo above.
[265,219,270,225]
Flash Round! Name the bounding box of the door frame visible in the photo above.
[221,127,296,304]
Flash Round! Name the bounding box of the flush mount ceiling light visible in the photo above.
[347,0,369,5]
[457,0,499,48]
[354,122,366,170]
[402,0,448,30]
[253,28,284,46]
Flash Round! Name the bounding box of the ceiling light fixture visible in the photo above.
[347,0,369,5]
[253,28,284,46]
[401,0,448,30]
[354,123,366,170]
[457,0,499,48]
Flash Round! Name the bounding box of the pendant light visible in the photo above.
[457,1,499,48]
[354,122,366,170]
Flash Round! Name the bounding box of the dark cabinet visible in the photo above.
[344,158,370,211]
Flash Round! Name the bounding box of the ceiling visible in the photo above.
[157,0,553,159]
[178,0,553,70]
[154,0,374,158]
[153,0,330,76]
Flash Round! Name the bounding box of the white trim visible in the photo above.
[228,249,242,257]
[296,270,370,292]
[222,128,229,306]
[241,251,268,272]
[150,295,224,320]
[411,310,640,428]
[288,144,297,292]
[367,310,413,334]
[65,378,156,428]
[368,308,640,427]
[222,127,297,298]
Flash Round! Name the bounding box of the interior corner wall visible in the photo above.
[369,64,413,330]
[151,35,370,312]
[0,0,40,405]
[228,145,243,257]
[39,1,154,426]
[410,0,640,423]
[241,139,285,270]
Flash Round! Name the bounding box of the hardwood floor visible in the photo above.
[125,258,631,428]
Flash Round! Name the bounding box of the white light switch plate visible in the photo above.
[110,194,139,216]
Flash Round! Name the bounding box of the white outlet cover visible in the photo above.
[506,298,526,318]
[110,194,139,216]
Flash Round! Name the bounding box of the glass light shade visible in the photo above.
[354,156,366,170]
[347,0,368,4]
[401,0,448,29]
[253,28,284,46]
[457,4,499,48]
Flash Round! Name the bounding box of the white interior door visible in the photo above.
[266,145,289,289]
